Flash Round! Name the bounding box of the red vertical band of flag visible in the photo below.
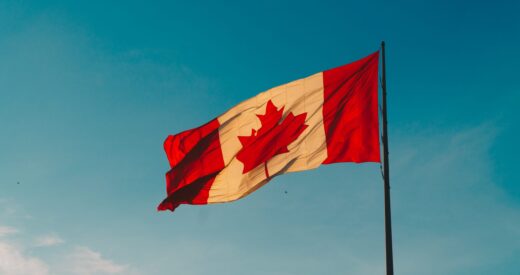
[322,51,380,164]
[158,119,225,211]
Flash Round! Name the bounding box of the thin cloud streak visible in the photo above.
[34,234,65,247]
[0,226,18,237]
[67,246,127,275]
[392,124,520,274]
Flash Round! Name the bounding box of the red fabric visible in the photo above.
[322,52,381,164]
[158,119,225,211]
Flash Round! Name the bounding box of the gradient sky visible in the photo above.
[1,1,519,274]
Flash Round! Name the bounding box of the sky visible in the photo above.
[0,0,519,274]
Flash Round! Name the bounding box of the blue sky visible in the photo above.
[0,0,519,274]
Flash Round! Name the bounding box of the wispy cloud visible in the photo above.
[390,124,520,274]
[0,242,49,275]
[67,246,126,275]
[34,234,64,247]
[0,217,131,274]
[0,226,18,237]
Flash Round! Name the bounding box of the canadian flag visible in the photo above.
[158,52,380,211]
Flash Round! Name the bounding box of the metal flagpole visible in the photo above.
[381,41,394,275]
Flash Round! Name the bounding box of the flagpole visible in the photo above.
[381,41,394,275]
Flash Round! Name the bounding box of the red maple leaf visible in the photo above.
[236,100,308,178]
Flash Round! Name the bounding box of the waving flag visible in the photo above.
[158,51,380,212]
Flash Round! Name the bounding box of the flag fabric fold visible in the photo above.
[159,51,380,212]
